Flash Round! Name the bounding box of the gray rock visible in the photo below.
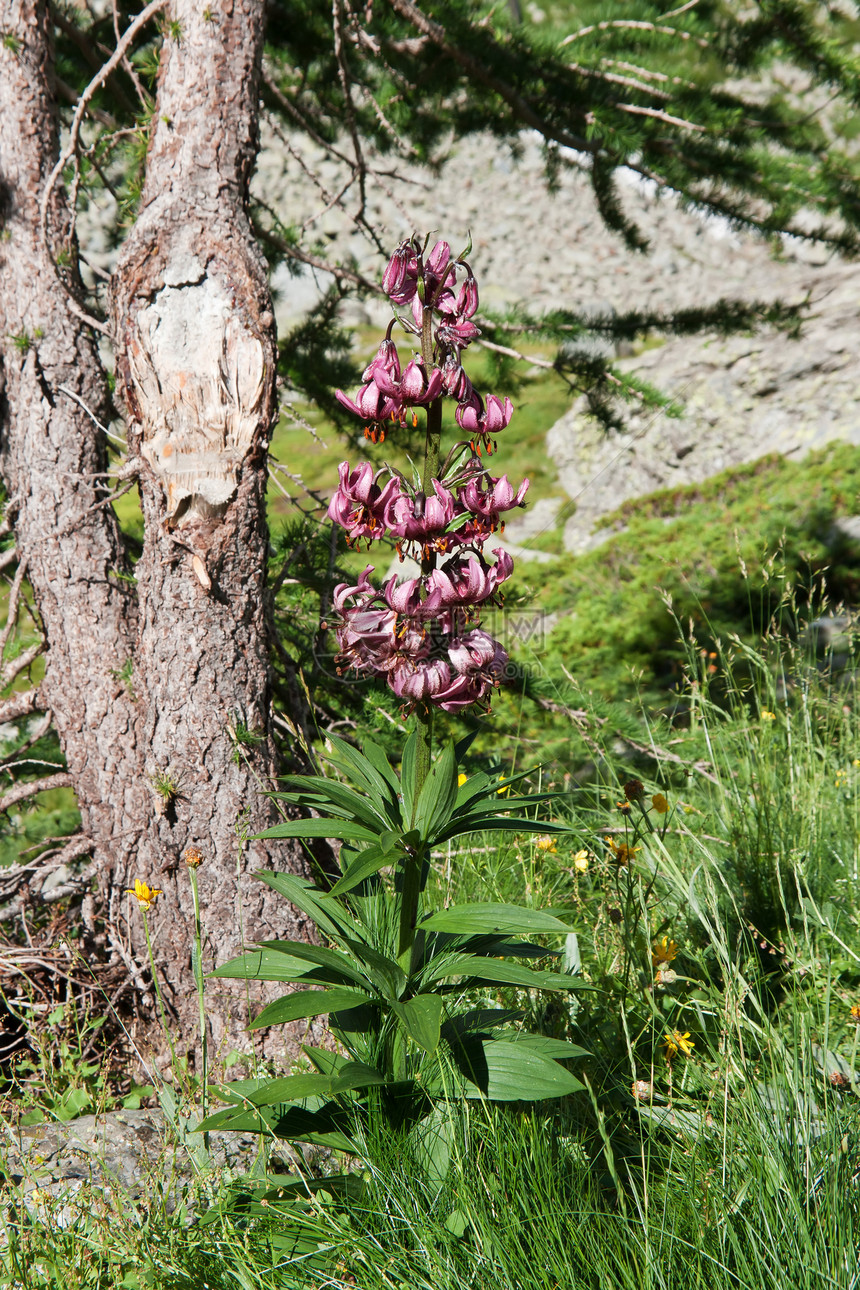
[5,1107,308,1222]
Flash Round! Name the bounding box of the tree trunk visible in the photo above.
[0,0,146,901]
[0,0,317,1068]
[110,0,316,1060]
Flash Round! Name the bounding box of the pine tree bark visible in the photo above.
[0,0,146,896]
[0,0,317,1066]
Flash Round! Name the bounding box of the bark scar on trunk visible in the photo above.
[126,241,268,531]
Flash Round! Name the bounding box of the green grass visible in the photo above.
[9,620,860,1287]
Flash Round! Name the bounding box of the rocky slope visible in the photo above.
[260,129,858,554]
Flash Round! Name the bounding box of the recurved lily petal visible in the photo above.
[332,564,376,614]
[362,337,401,384]
[383,240,418,303]
[390,657,452,703]
[335,381,386,421]
[431,673,489,712]
[447,629,507,676]
[456,273,479,319]
[459,472,530,531]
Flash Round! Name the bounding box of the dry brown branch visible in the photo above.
[616,102,706,133]
[55,480,137,539]
[40,0,167,248]
[0,835,95,914]
[333,0,368,222]
[56,383,127,447]
[3,642,46,689]
[476,337,555,370]
[251,210,381,291]
[262,66,355,168]
[663,0,700,18]
[0,712,54,769]
[561,19,708,48]
[0,555,29,660]
[111,0,149,107]
[0,689,44,725]
[0,772,74,815]
[565,61,674,102]
[610,730,719,784]
[389,0,593,157]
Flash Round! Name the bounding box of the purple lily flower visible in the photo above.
[428,548,514,608]
[382,574,444,621]
[439,352,474,401]
[373,355,443,409]
[390,657,452,703]
[386,480,461,544]
[383,240,419,304]
[447,629,508,678]
[456,393,514,440]
[327,461,403,542]
[430,672,490,712]
[362,337,401,384]
[456,274,479,319]
[332,564,376,615]
[459,472,529,537]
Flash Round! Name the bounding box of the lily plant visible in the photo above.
[200,235,589,1195]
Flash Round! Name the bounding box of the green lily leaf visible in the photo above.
[360,739,401,795]
[340,937,407,1000]
[216,940,370,990]
[422,904,576,935]
[326,841,402,897]
[324,735,401,810]
[249,986,371,1030]
[255,872,363,943]
[392,993,444,1054]
[438,816,569,843]
[329,1061,388,1093]
[209,947,342,984]
[272,776,390,831]
[414,740,458,839]
[425,955,588,991]
[198,1099,355,1150]
[453,1038,584,1101]
[255,818,378,843]
[243,1074,333,1105]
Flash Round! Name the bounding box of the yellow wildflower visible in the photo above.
[607,837,639,866]
[496,777,510,797]
[760,710,776,722]
[458,773,468,787]
[663,1030,694,1059]
[850,1004,860,1022]
[651,793,669,814]
[126,879,163,911]
[534,835,558,853]
[573,849,590,873]
[651,936,679,967]
[853,760,860,768]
